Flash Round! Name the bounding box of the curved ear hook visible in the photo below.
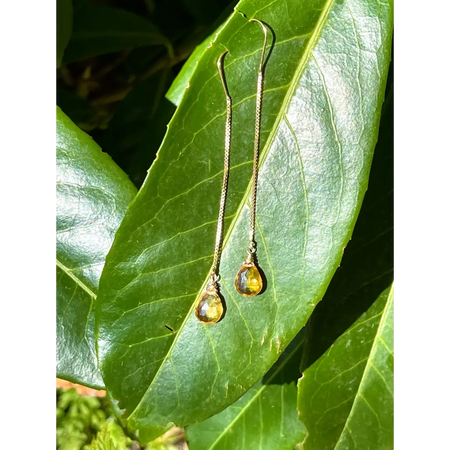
[250,19,269,73]
[217,50,231,99]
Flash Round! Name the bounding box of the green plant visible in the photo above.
[85,421,133,450]
[57,0,393,449]
[57,389,131,450]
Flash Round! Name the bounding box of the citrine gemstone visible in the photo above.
[235,262,263,297]
[195,291,224,324]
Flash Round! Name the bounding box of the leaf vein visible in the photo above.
[311,53,345,226]
[283,116,310,295]
[57,259,96,300]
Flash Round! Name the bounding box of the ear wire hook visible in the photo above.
[250,19,269,72]
[217,50,231,99]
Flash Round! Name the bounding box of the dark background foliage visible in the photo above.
[58,0,238,186]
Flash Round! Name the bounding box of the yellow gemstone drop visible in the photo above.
[235,262,263,297]
[195,291,224,324]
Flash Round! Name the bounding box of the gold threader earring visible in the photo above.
[234,19,268,297]
[195,50,231,324]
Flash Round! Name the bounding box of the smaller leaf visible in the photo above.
[85,420,132,450]
[57,268,102,388]
[298,285,394,450]
[63,3,172,64]
[57,0,73,67]
[57,106,137,388]
[186,333,307,450]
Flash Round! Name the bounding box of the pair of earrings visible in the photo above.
[195,19,269,325]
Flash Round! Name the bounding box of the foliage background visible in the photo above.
[58,0,236,188]
[57,0,393,449]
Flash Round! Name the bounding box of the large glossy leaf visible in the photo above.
[186,332,307,450]
[56,107,136,388]
[63,3,171,64]
[57,0,73,67]
[96,0,393,429]
[298,83,396,450]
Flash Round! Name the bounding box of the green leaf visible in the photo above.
[57,106,137,388]
[85,421,132,450]
[298,83,396,450]
[298,284,394,450]
[186,333,307,450]
[96,0,393,429]
[63,3,172,64]
[106,388,172,444]
[57,0,73,67]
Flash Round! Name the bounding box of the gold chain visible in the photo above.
[210,50,232,281]
[247,19,268,262]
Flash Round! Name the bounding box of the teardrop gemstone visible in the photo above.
[195,291,224,324]
[235,262,263,297]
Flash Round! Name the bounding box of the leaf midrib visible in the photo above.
[334,285,393,449]
[127,0,336,423]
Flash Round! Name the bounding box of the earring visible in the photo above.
[195,50,232,324]
[234,19,268,297]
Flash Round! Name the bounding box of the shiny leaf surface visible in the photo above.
[57,107,136,387]
[97,0,393,428]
